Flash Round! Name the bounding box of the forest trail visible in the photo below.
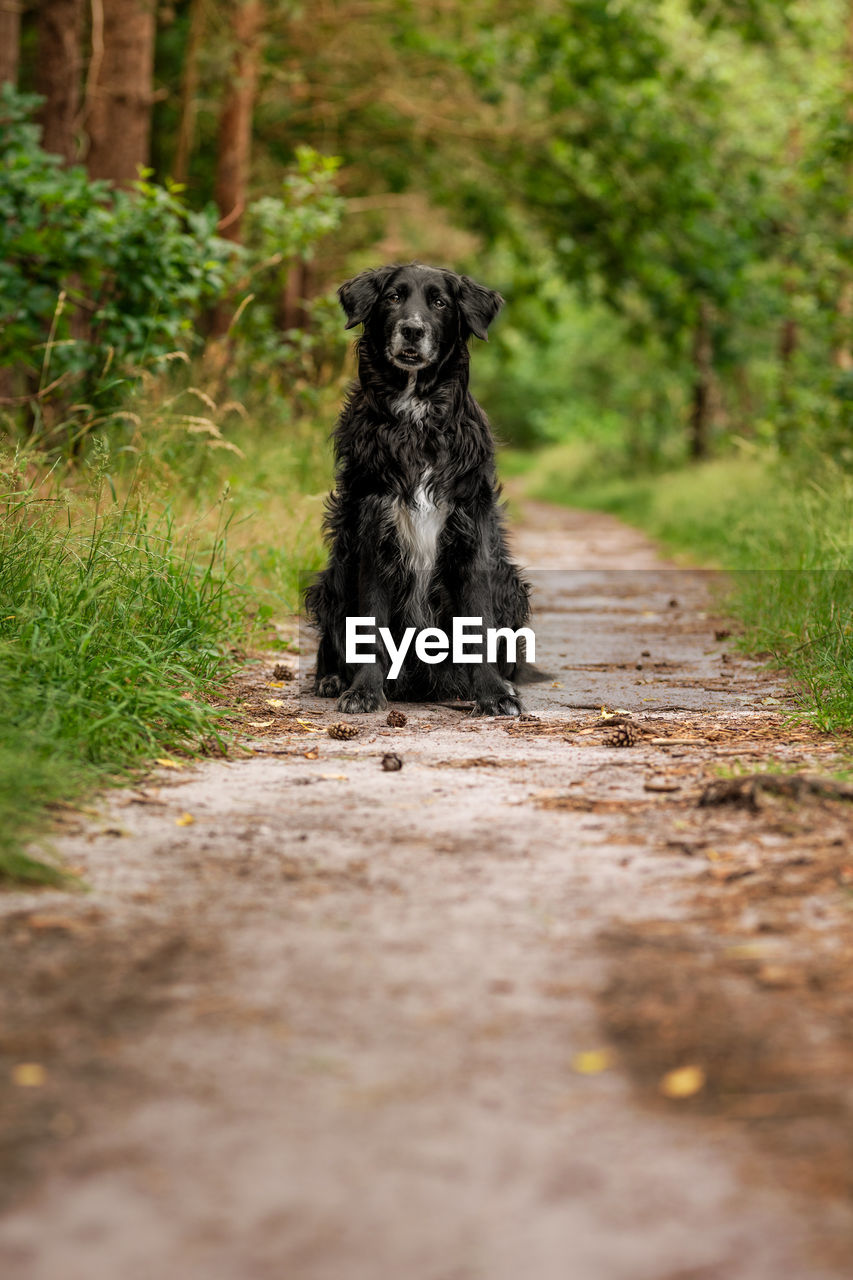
[2,502,853,1280]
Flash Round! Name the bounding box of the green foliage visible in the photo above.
[227,148,348,400]
[0,85,232,437]
[475,259,688,454]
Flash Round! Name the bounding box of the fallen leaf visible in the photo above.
[267,681,288,689]
[303,749,319,759]
[247,719,276,728]
[572,1048,614,1075]
[12,1063,46,1088]
[156,758,185,770]
[319,773,349,781]
[266,699,285,709]
[660,1065,706,1099]
[175,813,195,827]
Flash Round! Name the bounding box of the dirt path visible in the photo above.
[2,502,853,1280]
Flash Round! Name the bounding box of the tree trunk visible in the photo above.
[278,260,312,333]
[214,0,264,243]
[689,299,713,461]
[173,0,205,183]
[35,0,85,163]
[0,0,21,86]
[84,0,156,185]
[834,1,853,371]
[0,0,21,406]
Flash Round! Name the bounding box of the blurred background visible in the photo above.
[1,1,852,877]
[2,0,851,463]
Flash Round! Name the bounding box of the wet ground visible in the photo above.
[1,502,852,1279]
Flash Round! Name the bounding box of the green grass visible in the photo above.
[0,400,332,885]
[512,446,853,733]
[0,454,244,883]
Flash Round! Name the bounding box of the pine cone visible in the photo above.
[381,752,403,771]
[272,662,294,681]
[386,709,408,727]
[605,723,639,748]
[327,721,359,741]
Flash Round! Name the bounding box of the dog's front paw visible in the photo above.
[316,674,344,698]
[337,686,387,715]
[473,692,521,718]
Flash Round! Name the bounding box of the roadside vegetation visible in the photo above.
[510,449,853,732]
[1,0,851,879]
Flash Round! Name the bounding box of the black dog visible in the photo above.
[305,262,531,716]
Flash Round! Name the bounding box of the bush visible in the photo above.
[0,85,232,439]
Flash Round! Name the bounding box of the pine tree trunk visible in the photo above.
[35,0,85,163]
[85,0,156,185]
[0,0,21,405]
[0,0,21,86]
[214,0,264,243]
[689,299,713,461]
[834,1,853,371]
[173,0,205,183]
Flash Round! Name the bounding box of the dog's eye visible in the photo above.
[387,292,401,304]
[432,297,447,309]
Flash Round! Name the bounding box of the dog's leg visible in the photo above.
[315,633,344,698]
[337,518,392,714]
[443,527,523,718]
[306,571,347,697]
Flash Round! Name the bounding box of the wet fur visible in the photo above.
[305,262,531,716]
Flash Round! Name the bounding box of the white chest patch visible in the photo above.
[392,476,447,575]
[391,374,430,427]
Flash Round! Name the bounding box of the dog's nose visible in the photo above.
[400,321,425,342]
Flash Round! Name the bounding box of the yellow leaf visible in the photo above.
[12,1063,46,1088]
[572,1048,614,1075]
[248,719,275,728]
[156,758,185,770]
[175,813,195,827]
[660,1065,706,1099]
[267,681,287,689]
[296,718,323,733]
[266,698,285,708]
[303,748,319,759]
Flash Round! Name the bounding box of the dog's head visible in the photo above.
[338,263,503,372]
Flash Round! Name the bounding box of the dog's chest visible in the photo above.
[385,379,448,573]
[391,474,447,574]
[390,382,431,427]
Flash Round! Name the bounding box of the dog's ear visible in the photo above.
[338,267,391,331]
[457,275,504,341]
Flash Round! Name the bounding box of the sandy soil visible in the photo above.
[2,502,853,1280]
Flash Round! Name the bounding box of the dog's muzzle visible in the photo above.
[388,319,436,370]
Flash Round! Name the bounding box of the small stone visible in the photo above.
[387,709,408,728]
[381,753,403,771]
[327,722,359,741]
